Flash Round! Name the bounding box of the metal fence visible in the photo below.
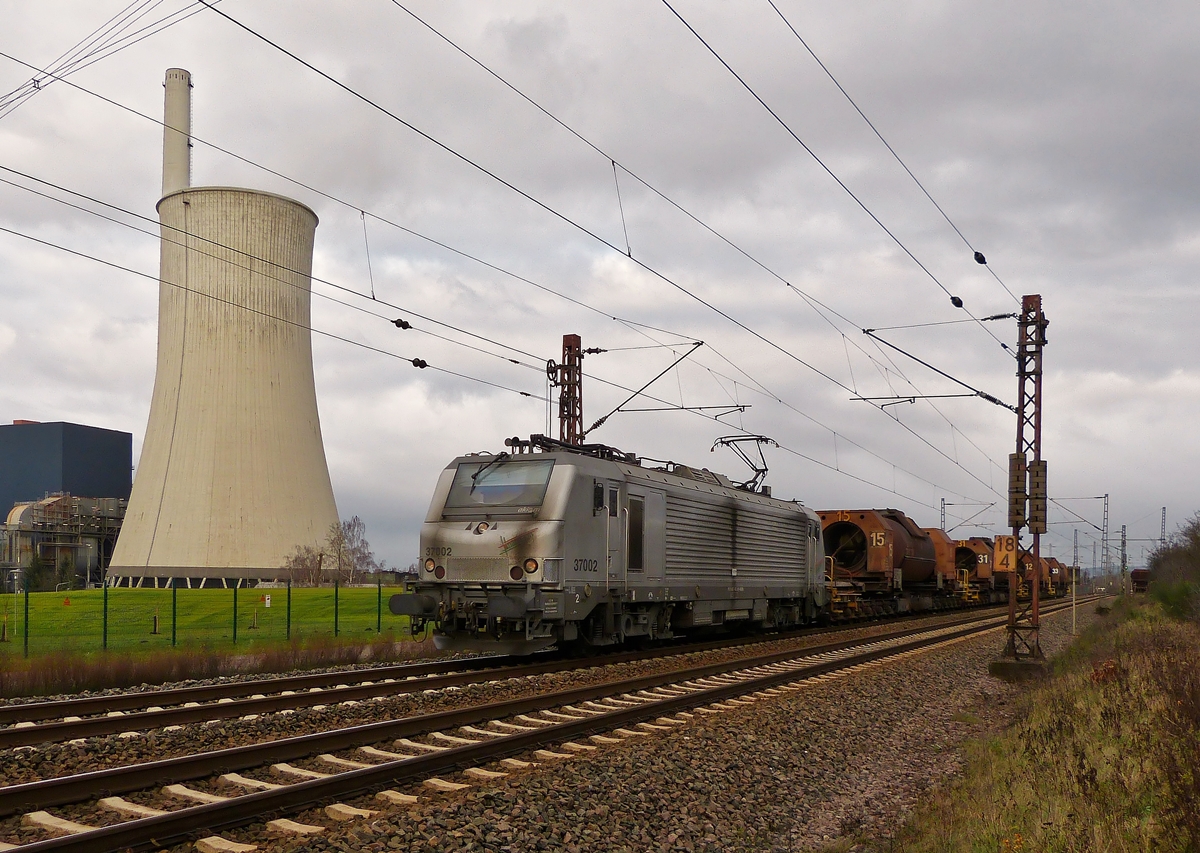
[0,581,423,657]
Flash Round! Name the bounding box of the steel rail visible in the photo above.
[0,604,1013,741]
[7,603,1084,853]
[0,653,516,726]
[0,599,1087,820]
[0,619,843,726]
[0,628,840,745]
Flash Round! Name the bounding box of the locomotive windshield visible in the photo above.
[445,458,555,508]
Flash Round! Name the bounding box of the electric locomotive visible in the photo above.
[390,435,827,655]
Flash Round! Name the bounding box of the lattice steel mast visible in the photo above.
[1003,294,1048,661]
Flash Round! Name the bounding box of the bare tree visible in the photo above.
[282,517,381,586]
[281,543,324,587]
[340,518,381,583]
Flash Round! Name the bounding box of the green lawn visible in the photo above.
[0,586,425,657]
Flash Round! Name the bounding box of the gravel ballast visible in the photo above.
[218,603,1099,853]
[0,608,1014,787]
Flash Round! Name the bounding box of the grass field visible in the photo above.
[0,585,427,657]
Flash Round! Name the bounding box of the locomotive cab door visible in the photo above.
[606,481,624,592]
[625,488,665,585]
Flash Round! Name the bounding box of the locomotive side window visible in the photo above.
[445,459,555,508]
[628,496,645,571]
[609,488,618,517]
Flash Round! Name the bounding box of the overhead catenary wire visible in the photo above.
[0,44,1005,503]
[584,342,704,437]
[180,9,1009,502]
[1048,498,1104,533]
[0,214,958,509]
[861,329,1015,411]
[393,7,1018,493]
[945,502,996,534]
[615,320,995,503]
[612,160,632,257]
[0,220,545,401]
[0,0,218,121]
[361,210,376,300]
[0,50,997,507]
[0,223,542,403]
[659,0,1015,357]
[0,166,551,374]
[0,157,983,506]
[5,8,1016,512]
[5,169,981,509]
[764,0,1020,306]
[382,0,1010,478]
[197,0,873,397]
[0,161,984,508]
[0,53,705,359]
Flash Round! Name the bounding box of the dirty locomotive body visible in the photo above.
[390,444,828,655]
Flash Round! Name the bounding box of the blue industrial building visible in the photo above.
[0,421,132,511]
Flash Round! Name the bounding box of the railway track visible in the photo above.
[0,597,1094,852]
[0,602,1017,749]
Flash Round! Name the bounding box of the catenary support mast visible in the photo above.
[1003,294,1048,662]
[555,334,584,445]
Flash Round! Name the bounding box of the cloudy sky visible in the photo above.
[1,1,1194,572]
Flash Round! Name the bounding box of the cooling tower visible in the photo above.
[109,69,339,580]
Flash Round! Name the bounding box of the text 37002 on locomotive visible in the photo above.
[390,448,828,655]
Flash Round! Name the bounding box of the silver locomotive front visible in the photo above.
[390,453,570,654]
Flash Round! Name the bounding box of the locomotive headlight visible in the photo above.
[509,566,523,581]
[424,558,435,572]
[434,565,445,579]
[523,558,539,574]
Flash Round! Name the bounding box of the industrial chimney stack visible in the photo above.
[161,68,191,196]
[110,69,339,584]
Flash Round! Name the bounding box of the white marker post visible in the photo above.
[1072,565,1077,635]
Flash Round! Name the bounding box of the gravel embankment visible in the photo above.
[0,609,1009,788]
[180,603,1098,853]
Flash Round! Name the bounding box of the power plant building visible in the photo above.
[0,420,131,588]
[4,495,126,589]
[0,420,132,512]
[109,68,339,583]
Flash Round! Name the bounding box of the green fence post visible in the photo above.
[232,583,238,645]
[286,580,292,641]
[171,577,178,647]
[102,573,108,651]
[376,574,382,633]
[23,573,29,658]
[334,579,340,637]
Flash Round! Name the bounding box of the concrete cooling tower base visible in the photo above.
[109,186,339,580]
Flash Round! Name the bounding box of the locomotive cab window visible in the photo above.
[609,488,618,517]
[628,496,645,571]
[445,459,555,508]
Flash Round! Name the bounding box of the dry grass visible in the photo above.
[887,599,1200,852]
[0,633,438,699]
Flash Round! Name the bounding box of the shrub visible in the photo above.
[1149,580,1199,621]
[890,602,1200,851]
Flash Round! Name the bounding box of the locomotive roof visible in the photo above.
[452,441,813,514]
